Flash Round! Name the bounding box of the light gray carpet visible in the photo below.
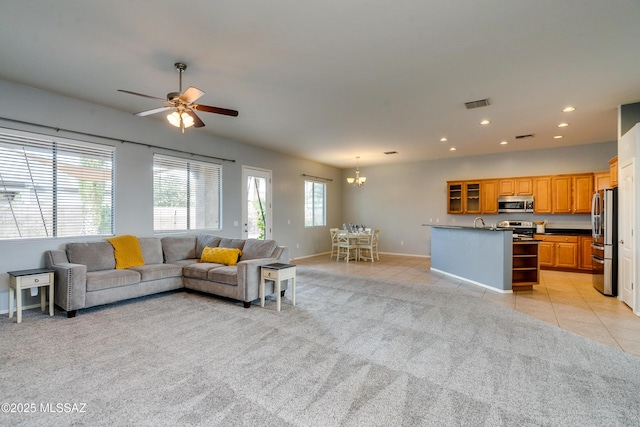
[1,266,639,426]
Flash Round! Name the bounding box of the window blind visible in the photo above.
[0,129,114,239]
[153,154,222,232]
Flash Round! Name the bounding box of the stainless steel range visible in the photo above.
[497,220,535,240]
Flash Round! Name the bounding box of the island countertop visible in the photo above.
[424,224,514,231]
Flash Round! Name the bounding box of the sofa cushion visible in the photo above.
[162,235,197,262]
[67,241,115,272]
[138,237,164,265]
[183,263,226,280]
[196,234,222,258]
[129,263,183,282]
[219,238,246,250]
[86,269,141,292]
[207,266,239,286]
[200,247,242,265]
[107,235,145,269]
[240,239,277,261]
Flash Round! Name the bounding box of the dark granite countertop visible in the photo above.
[535,228,591,236]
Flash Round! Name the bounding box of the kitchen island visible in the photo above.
[430,225,523,293]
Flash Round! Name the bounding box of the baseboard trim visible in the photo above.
[291,251,431,261]
[430,267,513,294]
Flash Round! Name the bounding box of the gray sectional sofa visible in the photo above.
[44,234,290,317]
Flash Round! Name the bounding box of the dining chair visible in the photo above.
[372,229,380,260]
[357,232,375,262]
[329,228,339,259]
[336,232,358,262]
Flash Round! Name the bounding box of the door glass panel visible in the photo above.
[246,175,266,239]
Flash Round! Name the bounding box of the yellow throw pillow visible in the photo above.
[107,235,145,269]
[200,247,242,266]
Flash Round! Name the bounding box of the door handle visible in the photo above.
[619,240,624,244]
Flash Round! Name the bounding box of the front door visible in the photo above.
[618,159,634,309]
[242,166,272,239]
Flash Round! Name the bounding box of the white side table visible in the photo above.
[260,263,296,312]
[8,268,55,324]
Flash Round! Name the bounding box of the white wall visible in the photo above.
[0,79,343,311]
[342,142,617,256]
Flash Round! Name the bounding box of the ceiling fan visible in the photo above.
[118,62,238,133]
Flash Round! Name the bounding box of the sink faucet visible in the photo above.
[474,217,485,228]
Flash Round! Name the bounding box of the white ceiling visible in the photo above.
[1,1,639,168]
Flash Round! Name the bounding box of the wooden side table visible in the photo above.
[8,268,55,323]
[260,263,296,312]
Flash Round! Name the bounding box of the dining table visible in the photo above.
[337,230,373,262]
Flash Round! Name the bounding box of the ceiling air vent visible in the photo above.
[464,98,491,109]
[515,134,535,139]
[384,151,398,155]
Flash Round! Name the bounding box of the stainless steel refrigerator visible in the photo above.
[591,188,618,296]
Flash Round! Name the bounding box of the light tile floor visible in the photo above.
[294,253,640,357]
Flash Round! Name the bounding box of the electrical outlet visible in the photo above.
[436,218,440,223]
[429,218,433,223]
[401,241,404,245]
[296,243,299,248]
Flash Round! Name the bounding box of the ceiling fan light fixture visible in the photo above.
[167,111,194,128]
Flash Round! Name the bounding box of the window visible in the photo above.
[304,180,326,227]
[153,154,222,232]
[0,129,114,239]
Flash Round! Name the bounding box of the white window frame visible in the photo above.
[304,180,326,227]
[0,128,114,240]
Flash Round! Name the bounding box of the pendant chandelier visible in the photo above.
[346,156,367,187]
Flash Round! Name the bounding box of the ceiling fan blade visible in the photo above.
[180,86,205,104]
[193,104,239,117]
[185,109,206,128]
[118,89,168,102]
[134,106,172,117]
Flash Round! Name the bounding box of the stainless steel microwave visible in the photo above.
[497,195,534,213]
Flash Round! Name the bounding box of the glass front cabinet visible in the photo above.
[447,181,481,214]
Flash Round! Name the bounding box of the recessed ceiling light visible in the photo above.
[449,147,457,151]
[479,120,491,125]
[500,141,508,145]
[440,137,448,142]
[562,106,576,113]
[554,135,563,139]
[558,122,569,128]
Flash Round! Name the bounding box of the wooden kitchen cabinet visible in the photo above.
[481,180,498,213]
[609,156,618,187]
[579,235,594,271]
[533,176,552,213]
[551,175,572,214]
[534,234,579,270]
[448,171,595,215]
[572,174,593,214]
[499,178,533,196]
[447,181,482,214]
[594,170,610,191]
[448,181,463,213]
[512,241,540,291]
